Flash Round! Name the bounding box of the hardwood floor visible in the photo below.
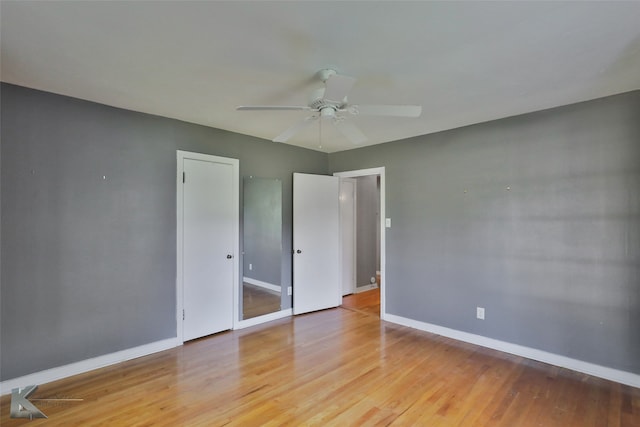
[243,283,281,320]
[342,288,380,317]
[2,307,639,426]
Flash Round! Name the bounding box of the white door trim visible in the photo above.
[176,150,239,343]
[333,167,386,320]
[339,178,357,296]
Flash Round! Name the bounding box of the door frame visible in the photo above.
[176,150,239,343]
[339,178,357,296]
[334,167,386,319]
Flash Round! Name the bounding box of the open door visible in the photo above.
[293,173,340,315]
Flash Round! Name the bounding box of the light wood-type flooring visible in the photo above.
[243,283,281,320]
[342,288,381,317]
[2,297,639,426]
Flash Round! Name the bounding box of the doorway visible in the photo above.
[334,167,385,319]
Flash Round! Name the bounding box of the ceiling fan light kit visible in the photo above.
[237,69,422,145]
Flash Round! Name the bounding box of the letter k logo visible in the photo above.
[10,385,47,419]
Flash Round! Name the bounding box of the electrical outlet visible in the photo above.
[249,263,252,270]
[287,287,292,296]
[476,307,485,320]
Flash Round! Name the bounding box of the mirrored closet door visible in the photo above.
[241,176,283,320]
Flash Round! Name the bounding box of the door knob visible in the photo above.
[226,254,233,259]
[296,249,302,254]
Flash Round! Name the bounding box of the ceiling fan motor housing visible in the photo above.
[309,87,346,111]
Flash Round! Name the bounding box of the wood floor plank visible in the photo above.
[2,305,639,426]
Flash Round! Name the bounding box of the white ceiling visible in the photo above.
[2,1,639,153]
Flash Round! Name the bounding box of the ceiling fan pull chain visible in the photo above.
[318,112,323,149]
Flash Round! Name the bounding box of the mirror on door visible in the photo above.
[242,176,283,320]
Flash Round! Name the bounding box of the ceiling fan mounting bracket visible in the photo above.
[317,68,337,83]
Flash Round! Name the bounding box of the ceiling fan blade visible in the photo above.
[351,104,422,117]
[273,115,318,143]
[237,105,311,111]
[323,74,356,103]
[333,119,367,145]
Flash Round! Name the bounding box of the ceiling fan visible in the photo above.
[237,69,422,145]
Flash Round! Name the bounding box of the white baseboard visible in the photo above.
[355,283,378,293]
[0,337,180,396]
[235,308,292,330]
[384,314,640,389]
[243,277,281,294]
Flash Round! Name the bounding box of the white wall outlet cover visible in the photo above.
[476,307,485,320]
[385,218,391,228]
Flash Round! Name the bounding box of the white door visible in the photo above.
[340,178,356,296]
[180,154,237,341]
[293,173,341,315]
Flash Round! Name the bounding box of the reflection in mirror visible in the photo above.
[242,177,282,320]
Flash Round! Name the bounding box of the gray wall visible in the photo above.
[330,91,640,374]
[356,175,379,287]
[3,82,639,381]
[0,83,327,380]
